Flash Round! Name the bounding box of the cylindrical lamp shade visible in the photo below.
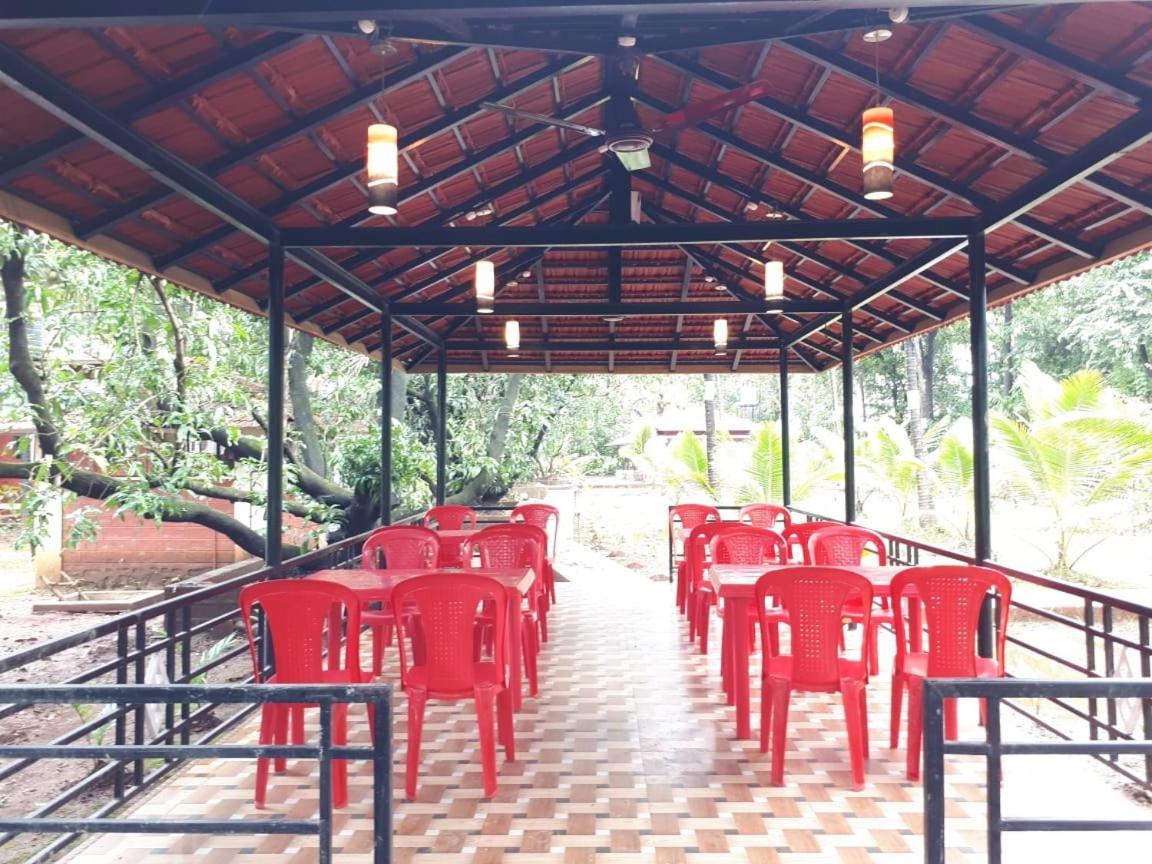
[713,318,728,356]
[505,320,521,356]
[861,106,895,201]
[366,123,399,215]
[764,260,785,300]
[474,260,495,313]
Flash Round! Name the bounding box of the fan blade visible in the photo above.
[652,81,774,133]
[614,148,651,172]
[480,102,606,137]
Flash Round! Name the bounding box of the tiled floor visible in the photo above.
[64,551,1143,863]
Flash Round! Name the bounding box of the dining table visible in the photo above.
[305,565,536,710]
[708,562,915,739]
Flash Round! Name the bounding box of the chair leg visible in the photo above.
[273,704,290,773]
[474,686,499,798]
[676,561,686,613]
[944,697,959,741]
[699,596,713,655]
[497,689,516,762]
[867,621,880,676]
[769,681,791,787]
[538,604,549,644]
[759,676,772,754]
[889,673,904,750]
[841,680,867,791]
[687,586,698,641]
[906,678,924,781]
[547,563,557,606]
[405,690,428,800]
[255,704,275,809]
[333,703,349,809]
[522,617,539,697]
[371,624,385,677]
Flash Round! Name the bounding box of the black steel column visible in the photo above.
[970,230,994,656]
[435,349,447,505]
[379,312,393,526]
[841,306,856,524]
[266,240,285,570]
[779,345,791,507]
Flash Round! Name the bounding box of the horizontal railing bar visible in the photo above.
[1009,603,1152,653]
[924,678,1152,699]
[0,818,318,835]
[0,683,392,704]
[1001,818,1152,832]
[1004,636,1093,675]
[0,744,377,759]
[945,741,1152,756]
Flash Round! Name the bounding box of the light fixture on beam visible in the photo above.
[764,260,785,300]
[713,318,729,356]
[862,106,895,201]
[366,123,399,215]
[475,260,495,313]
[505,320,521,357]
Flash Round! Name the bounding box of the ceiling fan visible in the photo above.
[481,77,777,172]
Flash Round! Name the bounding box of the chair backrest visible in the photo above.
[684,521,729,592]
[808,525,888,567]
[510,502,559,558]
[462,523,547,609]
[423,505,478,530]
[362,525,440,569]
[739,503,792,533]
[669,504,721,547]
[391,573,508,694]
[890,565,1013,676]
[709,524,789,566]
[782,520,843,564]
[239,580,361,683]
[755,567,873,689]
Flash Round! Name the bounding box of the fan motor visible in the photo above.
[606,132,654,153]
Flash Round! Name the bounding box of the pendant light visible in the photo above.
[713,318,729,356]
[764,260,785,300]
[505,320,521,357]
[474,260,495,313]
[861,23,895,201]
[366,123,399,215]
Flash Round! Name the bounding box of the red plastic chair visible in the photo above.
[239,580,370,810]
[462,523,547,693]
[754,567,873,790]
[739,503,792,533]
[782,520,843,564]
[681,521,727,646]
[359,526,441,676]
[423,504,479,530]
[808,525,891,675]
[670,504,720,615]
[888,565,1012,781]
[392,573,514,799]
[510,502,560,606]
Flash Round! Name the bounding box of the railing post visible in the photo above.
[985,696,1003,864]
[1140,615,1152,786]
[380,312,393,526]
[373,689,394,864]
[922,681,946,864]
[435,348,447,505]
[266,239,285,572]
[840,305,856,523]
[779,344,791,507]
[317,701,333,864]
[968,230,994,656]
[114,624,127,799]
[133,620,146,786]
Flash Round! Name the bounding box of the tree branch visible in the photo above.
[287,331,327,477]
[147,275,187,405]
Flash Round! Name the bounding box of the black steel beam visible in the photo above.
[779,345,791,505]
[840,306,855,524]
[74,46,465,240]
[0,32,305,184]
[389,299,840,317]
[380,314,392,526]
[282,217,976,249]
[441,338,780,352]
[266,242,285,570]
[435,350,447,505]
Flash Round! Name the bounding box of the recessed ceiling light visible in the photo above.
[603,315,624,323]
[704,274,715,283]
[520,270,532,279]
[863,27,893,43]
[617,35,637,48]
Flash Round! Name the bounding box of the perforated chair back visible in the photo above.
[392,573,508,696]
[362,525,440,569]
[709,524,789,566]
[739,503,792,533]
[423,505,478,530]
[684,521,729,592]
[669,504,721,549]
[890,565,1012,676]
[782,520,843,564]
[510,502,560,558]
[808,525,888,567]
[240,580,361,682]
[755,567,873,690]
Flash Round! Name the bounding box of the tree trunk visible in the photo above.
[1137,341,1152,393]
[1002,301,1015,398]
[287,331,327,477]
[903,338,936,527]
[919,330,936,422]
[703,373,718,490]
[446,375,523,505]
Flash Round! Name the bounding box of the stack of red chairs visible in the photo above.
[423,504,478,566]
[510,502,560,612]
[669,504,720,616]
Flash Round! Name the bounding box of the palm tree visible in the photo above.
[734,422,840,505]
[928,418,974,541]
[854,417,924,523]
[991,362,1152,573]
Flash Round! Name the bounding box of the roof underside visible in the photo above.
[1,1,1151,373]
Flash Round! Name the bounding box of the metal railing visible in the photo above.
[668,504,1152,790]
[0,531,372,862]
[923,677,1152,864]
[0,683,392,864]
